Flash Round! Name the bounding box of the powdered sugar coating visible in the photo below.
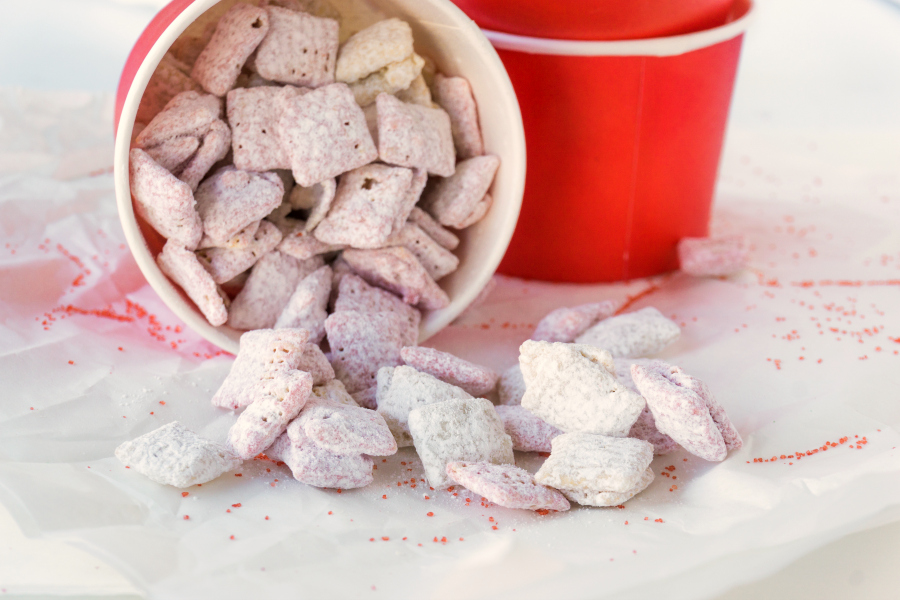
[325,310,407,394]
[420,155,499,228]
[278,83,378,187]
[631,361,730,462]
[350,53,424,107]
[227,86,304,172]
[146,135,200,172]
[274,265,332,342]
[375,365,472,447]
[408,397,514,489]
[561,466,655,507]
[342,247,449,310]
[446,462,570,512]
[287,394,397,456]
[535,433,654,496]
[178,120,232,191]
[400,346,497,397]
[294,342,335,385]
[494,405,562,453]
[408,206,459,251]
[254,7,338,87]
[191,4,270,96]
[519,341,645,436]
[532,301,618,344]
[157,240,229,326]
[212,328,310,410]
[497,363,526,406]
[269,431,374,488]
[333,274,420,346]
[135,91,222,149]
[227,369,313,459]
[129,149,203,250]
[196,220,283,284]
[375,93,455,177]
[335,18,414,84]
[314,164,414,248]
[195,167,284,246]
[228,251,323,330]
[115,422,242,488]
[614,358,678,454]
[575,307,681,358]
[387,222,459,281]
[678,235,748,277]
[433,74,484,160]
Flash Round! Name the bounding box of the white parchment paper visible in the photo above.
[1,88,899,599]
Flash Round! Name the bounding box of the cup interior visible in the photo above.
[114,0,526,354]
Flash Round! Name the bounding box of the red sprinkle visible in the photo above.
[426,512,434,517]
[181,492,189,498]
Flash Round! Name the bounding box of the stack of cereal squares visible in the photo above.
[130,2,499,334]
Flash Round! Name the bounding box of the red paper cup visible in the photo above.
[492,0,754,283]
[452,0,737,41]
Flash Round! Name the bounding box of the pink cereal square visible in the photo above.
[333,273,420,346]
[494,405,562,453]
[145,135,200,172]
[294,342,335,385]
[678,235,748,277]
[129,149,203,250]
[374,93,455,177]
[341,247,449,310]
[274,265,333,343]
[446,461,569,512]
[135,91,223,149]
[227,86,302,172]
[191,4,270,97]
[287,394,396,456]
[421,155,499,229]
[386,222,459,281]
[268,432,374,489]
[407,207,459,251]
[433,74,484,160]
[278,83,378,187]
[324,310,408,394]
[195,167,284,245]
[276,220,345,260]
[157,240,229,326]
[254,7,338,88]
[532,300,619,344]
[178,120,232,191]
[196,220,283,284]
[400,346,497,397]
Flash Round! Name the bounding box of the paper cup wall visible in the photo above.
[113,0,526,354]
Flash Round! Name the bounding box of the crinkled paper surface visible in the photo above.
[2,76,900,600]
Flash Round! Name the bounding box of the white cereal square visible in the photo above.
[157,240,229,326]
[433,74,484,160]
[195,167,284,246]
[342,247,449,310]
[575,307,681,358]
[375,93,455,177]
[396,74,433,108]
[191,4,271,96]
[335,18,414,84]
[254,7,338,88]
[274,265,332,342]
[421,155,500,228]
[196,220,283,284]
[350,53,424,107]
[560,466,655,508]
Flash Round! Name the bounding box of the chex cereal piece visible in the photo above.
[287,394,396,456]
[390,169,428,237]
[228,251,324,330]
[342,247,450,310]
[519,341,645,436]
[350,53,425,107]
[456,193,493,229]
[212,328,310,410]
[614,358,678,455]
[253,7,338,87]
[575,307,681,358]
[157,240,229,326]
[191,3,271,96]
[678,235,748,277]
[129,149,203,249]
[333,274,420,346]
[408,207,459,250]
[335,18,414,84]
[178,120,232,191]
[532,300,619,344]
[278,83,378,187]
[275,265,332,342]
[387,223,459,281]
[421,155,500,228]
[375,365,472,447]
[269,432,373,488]
[396,75,433,107]
[137,54,204,124]
[115,422,242,488]
[312,379,358,407]
[195,167,284,245]
[400,346,497,397]
[135,91,222,149]
[227,86,304,172]
[561,466,655,508]
[535,433,654,507]
[277,219,344,260]
[288,178,336,231]
[632,361,741,461]
[294,342,335,385]
[227,369,313,459]
[314,164,415,248]
[374,93,455,177]
[198,220,261,251]
[351,386,378,410]
[494,405,562,453]
[446,461,569,512]
[196,220,283,284]
[146,135,200,172]
[497,363,526,406]
[325,310,407,394]
[408,397,514,489]
[433,74,484,160]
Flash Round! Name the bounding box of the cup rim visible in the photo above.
[113,0,526,355]
[482,0,754,57]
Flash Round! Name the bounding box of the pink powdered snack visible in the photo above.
[494,405,563,453]
[631,361,742,462]
[531,300,619,344]
[194,167,284,246]
[268,431,374,489]
[399,346,498,397]
[420,155,500,229]
[324,310,408,394]
[292,342,335,386]
[387,223,459,281]
[135,91,223,149]
[228,252,323,330]
[614,358,679,455]
[156,240,229,326]
[226,86,303,171]
[373,93,456,177]
[433,74,484,160]
[287,394,397,456]
[253,7,338,88]
[274,265,332,342]
[446,461,570,512]
[407,206,459,251]
[333,274,420,346]
[678,235,748,277]
[196,220,283,284]
[342,247,449,310]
